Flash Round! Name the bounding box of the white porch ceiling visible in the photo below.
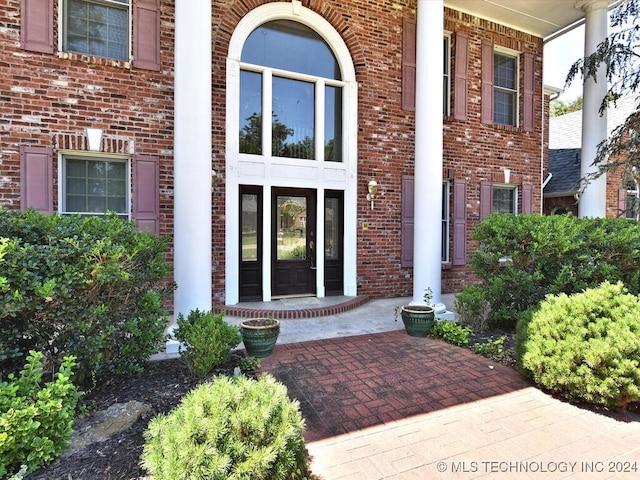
[444,0,619,39]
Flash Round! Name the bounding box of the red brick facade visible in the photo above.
[1,0,547,306]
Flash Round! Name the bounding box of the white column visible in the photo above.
[174,1,212,315]
[413,0,444,308]
[578,0,608,218]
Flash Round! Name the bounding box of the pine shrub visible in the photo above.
[141,374,310,480]
[516,282,640,410]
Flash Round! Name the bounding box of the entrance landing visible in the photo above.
[220,295,370,319]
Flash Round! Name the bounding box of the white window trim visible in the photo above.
[58,150,131,218]
[492,183,518,215]
[441,180,450,262]
[443,32,451,117]
[58,0,133,62]
[225,2,358,305]
[493,46,520,127]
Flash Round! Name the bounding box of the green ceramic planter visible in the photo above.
[240,318,281,358]
[400,306,435,337]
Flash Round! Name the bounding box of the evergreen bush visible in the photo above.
[0,208,174,384]
[468,214,640,329]
[0,351,78,477]
[173,309,242,379]
[516,282,640,410]
[141,374,311,480]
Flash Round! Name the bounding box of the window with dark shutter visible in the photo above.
[402,18,417,111]
[481,41,494,125]
[401,176,415,267]
[453,32,468,121]
[133,154,160,234]
[20,0,54,53]
[523,53,535,132]
[20,146,54,213]
[521,183,533,213]
[133,0,161,71]
[452,179,467,265]
[480,181,493,219]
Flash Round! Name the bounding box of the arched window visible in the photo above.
[238,20,343,162]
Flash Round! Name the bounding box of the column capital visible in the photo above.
[575,0,609,14]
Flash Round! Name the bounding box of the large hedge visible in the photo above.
[0,208,174,384]
[516,282,640,410]
[466,214,640,328]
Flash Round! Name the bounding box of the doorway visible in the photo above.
[272,188,316,297]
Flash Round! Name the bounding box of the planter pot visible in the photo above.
[399,306,435,337]
[240,318,281,358]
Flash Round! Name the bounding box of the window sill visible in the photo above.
[58,51,131,70]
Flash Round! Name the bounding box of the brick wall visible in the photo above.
[2,0,547,305]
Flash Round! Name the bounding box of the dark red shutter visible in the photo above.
[20,0,54,53]
[402,18,417,111]
[401,176,415,267]
[480,181,493,220]
[133,154,160,234]
[523,53,535,132]
[20,146,53,213]
[452,179,467,265]
[619,188,627,217]
[481,41,494,125]
[453,32,469,121]
[133,0,161,71]
[521,183,533,214]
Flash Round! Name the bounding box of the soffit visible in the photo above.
[444,0,617,39]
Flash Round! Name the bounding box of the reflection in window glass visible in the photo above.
[625,179,640,220]
[242,20,340,80]
[65,0,129,60]
[239,71,263,155]
[494,52,517,126]
[272,77,315,159]
[325,197,339,259]
[241,194,259,261]
[277,196,307,260]
[325,86,342,162]
[64,158,127,217]
[493,186,516,214]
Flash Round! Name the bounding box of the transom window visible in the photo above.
[62,155,129,218]
[493,185,517,214]
[63,0,130,61]
[239,20,343,162]
[494,51,518,126]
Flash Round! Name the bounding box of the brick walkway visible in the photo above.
[259,330,640,479]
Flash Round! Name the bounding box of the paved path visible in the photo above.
[258,330,640,479]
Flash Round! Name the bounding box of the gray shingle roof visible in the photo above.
[546,148,581,195]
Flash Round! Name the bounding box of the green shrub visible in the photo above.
[430,320,472,346]
[0,351,79,478]
[173,309,242,379]
[469,214,640,329]
[454,285,491,332]
[0,208,174,385]
[473,336,512,362]
[141,374,310,480]
[516,282,640,410]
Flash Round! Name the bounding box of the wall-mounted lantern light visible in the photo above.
[366,176,378,210]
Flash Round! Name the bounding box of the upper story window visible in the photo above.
[494,51,518,126]
[61,154,129,219]
[239,20,343,162]
[63,0,131,61]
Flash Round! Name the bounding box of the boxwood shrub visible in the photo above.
[467,214,640,329]
[516,282,640,410]
[141,374,311,480]
[0,208,174,385]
